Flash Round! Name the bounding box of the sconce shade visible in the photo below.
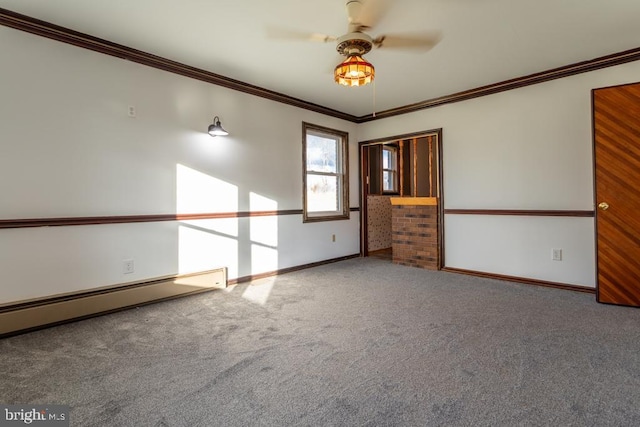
[334,55,375,87]
[208,116,229,136]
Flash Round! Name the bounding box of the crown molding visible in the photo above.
[0,7,357,123]
[355,46,640,122]
[2,7,640,124]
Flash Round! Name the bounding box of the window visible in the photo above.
[303,122,349,222]
[382,146,398,193]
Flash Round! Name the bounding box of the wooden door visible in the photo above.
[593,82,640,306]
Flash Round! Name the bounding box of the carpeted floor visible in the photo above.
[2,257,640,426]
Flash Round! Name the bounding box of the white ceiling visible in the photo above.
[2,0,640,117]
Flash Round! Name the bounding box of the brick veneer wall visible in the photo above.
[391,205,439,270]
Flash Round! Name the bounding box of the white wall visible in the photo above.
[4,23,639,303]
[359,60,640,287]
[0,27,360,304]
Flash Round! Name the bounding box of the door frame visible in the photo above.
[358,128,444,266]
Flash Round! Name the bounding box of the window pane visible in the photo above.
[383,171,395,192]
[306,135,337,173]
[383,149,391,169]
[383,147,397,170]
[306,174,339,213]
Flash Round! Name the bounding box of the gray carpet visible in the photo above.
[2,257,640,426]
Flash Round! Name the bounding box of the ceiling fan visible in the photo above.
[268,0,441,87]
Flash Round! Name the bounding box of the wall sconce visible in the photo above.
[208,116,229,137]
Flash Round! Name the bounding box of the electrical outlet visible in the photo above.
[128,106,136,118]
[123,259,135,274]
[552,248,562,261]
[332,234,336,242]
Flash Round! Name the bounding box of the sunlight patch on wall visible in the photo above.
[177,164,239,276]
[176,164,238,213]
[178,224,238,277]
[241,191,279,304]
[250,243,278,276]
[249,193,278,246]
[249,192,278,273]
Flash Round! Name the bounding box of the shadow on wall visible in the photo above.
[176,164,278,305]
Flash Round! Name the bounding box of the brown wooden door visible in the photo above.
[593,82,640,306]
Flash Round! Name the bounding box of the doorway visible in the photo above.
[593,82,640,307]
[359,129,443,260]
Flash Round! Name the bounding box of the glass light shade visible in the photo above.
[208,116,229,136]
[334,55,375,87]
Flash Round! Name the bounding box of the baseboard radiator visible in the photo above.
[0,268,227,337]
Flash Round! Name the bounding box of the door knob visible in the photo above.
[598,202,609,211]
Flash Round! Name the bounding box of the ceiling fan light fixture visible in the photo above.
[334,55,375,87]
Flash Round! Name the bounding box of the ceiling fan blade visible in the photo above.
[355,0,391,30]
[346,0,364,26]
[373,31,442,52]
[266,27,336,43]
